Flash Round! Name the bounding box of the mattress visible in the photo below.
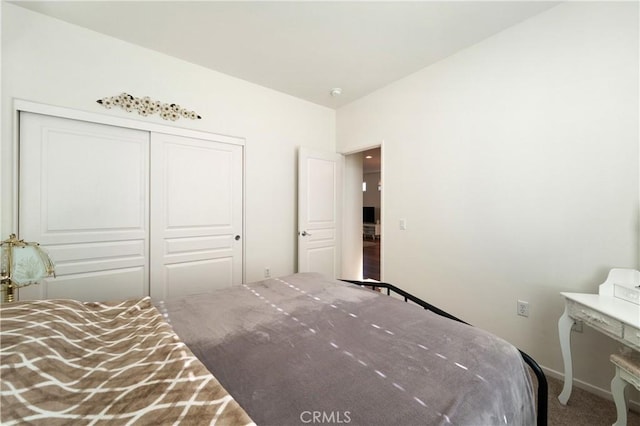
[159,272,535,425]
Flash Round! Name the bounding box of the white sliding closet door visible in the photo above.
[19,112,149,301]
[150,133,243,300]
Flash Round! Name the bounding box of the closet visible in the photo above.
[18,111,243,302]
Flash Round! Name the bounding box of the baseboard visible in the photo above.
[541,365,640,412]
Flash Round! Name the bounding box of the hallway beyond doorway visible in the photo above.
[363,238,380,280]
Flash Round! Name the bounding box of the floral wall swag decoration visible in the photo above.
[97,93,202,121]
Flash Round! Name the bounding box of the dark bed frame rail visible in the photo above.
[341,279,548,426]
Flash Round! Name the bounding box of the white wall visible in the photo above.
[1,3,335,283]
[337,1,639,395]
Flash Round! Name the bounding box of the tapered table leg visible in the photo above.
[611,367,628,426]
[558,305,574,405]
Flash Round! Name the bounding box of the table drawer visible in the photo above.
[567,300,623,338]
[623,325,640,350]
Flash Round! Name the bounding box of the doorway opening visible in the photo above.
[362,148,381,281]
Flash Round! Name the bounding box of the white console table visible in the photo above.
[558,269,640,405]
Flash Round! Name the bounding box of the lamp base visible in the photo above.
[1,279,16,303]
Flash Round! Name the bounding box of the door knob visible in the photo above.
[235,235,241,241]
[300,231,312,236]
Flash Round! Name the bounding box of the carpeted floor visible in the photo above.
[545,375,639,425]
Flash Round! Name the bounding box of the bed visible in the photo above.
[1,273,546,425]
[0,297,254,425]
[159,273,545,425]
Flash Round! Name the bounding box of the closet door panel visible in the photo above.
[150,133,243,300]
[44,240,146,276]
[164,258,233,299]
[164,141,234,229]
[19,112,149,301]
[44,268,145,302]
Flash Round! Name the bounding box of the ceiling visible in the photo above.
[11,1,560,109]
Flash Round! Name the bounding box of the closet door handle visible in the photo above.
[235,235,241,241]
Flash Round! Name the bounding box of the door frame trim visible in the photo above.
[340,143,384,282]
[13,99,245,145]
[10,98,247,283]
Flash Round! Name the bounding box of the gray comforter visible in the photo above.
[158,273,535,426]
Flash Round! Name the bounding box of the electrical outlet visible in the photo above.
[517,300,529,317]
[264,267,271,278]
[572,321,583,333]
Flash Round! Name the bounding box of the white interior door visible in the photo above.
[19,112,149,301]
[298,147,342,278]
[150,133,243,300]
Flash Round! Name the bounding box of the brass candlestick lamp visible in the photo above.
[1,234,55,303]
